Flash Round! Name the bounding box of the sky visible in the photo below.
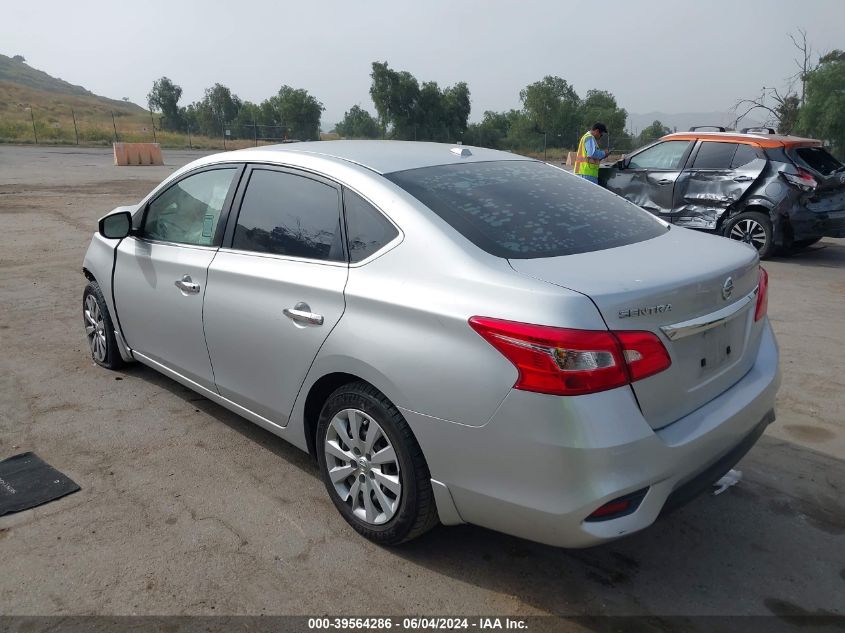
[2,0,843,129]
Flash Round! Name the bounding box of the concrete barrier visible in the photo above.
[113,143,163,166]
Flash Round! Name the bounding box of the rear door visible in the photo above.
[673,141,766,229]
[603,140,693,222]
[202,166,348,425]
[113,166,241,389]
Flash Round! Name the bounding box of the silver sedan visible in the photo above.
[82,141,780,547]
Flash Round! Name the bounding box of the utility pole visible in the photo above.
[149,110,157,143]
[111,112,119,142]
[71,109,79,145]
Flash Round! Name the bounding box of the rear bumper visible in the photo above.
[405,320,781,548]
[789,208,845,239]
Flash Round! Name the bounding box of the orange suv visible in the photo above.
[600,126,845,258]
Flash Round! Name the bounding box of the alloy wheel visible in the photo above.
[84,294,107,362]
[324,408,402,525]
[729,218,767,251]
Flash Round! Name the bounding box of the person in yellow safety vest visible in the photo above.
[574,122,609,184]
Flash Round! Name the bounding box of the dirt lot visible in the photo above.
[0,146,843,624]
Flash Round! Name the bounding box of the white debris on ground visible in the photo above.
[713,469,743,495]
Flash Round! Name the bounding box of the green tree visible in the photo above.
[335,105,380,138]
[775,95,800,134]
[268,85,324,140]
[370,61,420,138]
[519,76,580,148]
[368,62,470,141]
[796,50,845,158]
[147,76,184,132]
[579,89,627,146]
[463,110,517,148]
[441,82,471,141]
[638,119,671,146]
[206,83,241,129]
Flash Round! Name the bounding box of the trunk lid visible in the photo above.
[509,228,762,429]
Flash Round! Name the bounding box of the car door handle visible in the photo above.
[733,175,753,182]
[174,275,200,295]
[657,178,674,185]
[283,303,324,326]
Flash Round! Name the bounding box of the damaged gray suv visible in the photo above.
[600,128,845,258]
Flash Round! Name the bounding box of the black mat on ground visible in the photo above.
[0,452,80,516]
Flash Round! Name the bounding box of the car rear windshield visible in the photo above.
[791,146,843,176]
[385,160,667,259]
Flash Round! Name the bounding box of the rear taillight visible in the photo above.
[614,330,673,382]
[755,267,769,322]
[468,317,671,396]
[781,168,817,191]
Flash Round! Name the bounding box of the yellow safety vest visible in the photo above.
[574,131,600,178]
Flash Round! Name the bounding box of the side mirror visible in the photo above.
[615,158,627,169]
[99,211,132,239]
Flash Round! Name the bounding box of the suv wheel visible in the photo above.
[316,381,438,545]
[724,211,774,259]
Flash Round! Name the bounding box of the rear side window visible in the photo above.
[232,169,344,261]
[792,146,843,175]
[343,189,399,263]
[628,141,691,170]
[692,142,738,169]
[731,144,760,168]
[386,161,667,259]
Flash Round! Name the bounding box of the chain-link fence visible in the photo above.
[0,105,286,150]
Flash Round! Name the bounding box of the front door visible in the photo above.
[113,166,240,389]
[603,140,693,222]
[203,166,349,425]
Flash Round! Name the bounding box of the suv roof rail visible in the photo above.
[688,126,727,132]
[740,127,776,134]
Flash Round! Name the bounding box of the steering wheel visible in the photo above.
[152,215,184,241]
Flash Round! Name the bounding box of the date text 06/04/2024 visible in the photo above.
[307,617,528,630]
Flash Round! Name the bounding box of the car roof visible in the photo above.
[662,131,822,148]
[223,140,533,174]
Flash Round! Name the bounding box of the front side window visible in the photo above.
[344,189,399,263]
[692,142,739,169]
[386,161,667,259]
[232,169,344,261]
[628,141,691,170]
[144,168,237,245]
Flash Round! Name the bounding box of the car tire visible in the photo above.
[724,211,774,259]
[83,281,124,370]
[792,237,822,249]
[316,381,439,545]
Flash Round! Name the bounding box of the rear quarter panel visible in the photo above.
[295,182,609,430]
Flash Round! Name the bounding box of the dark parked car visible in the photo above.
[599,127,845,257]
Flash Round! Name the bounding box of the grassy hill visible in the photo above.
[0,54,250,148]
[0,53,96,98]
[0,54,159,144]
